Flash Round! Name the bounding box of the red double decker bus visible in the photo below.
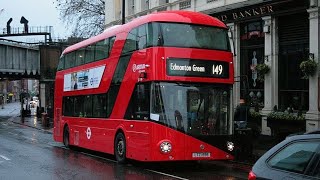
[54,11,235,163]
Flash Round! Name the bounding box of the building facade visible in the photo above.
[105,0,320,134]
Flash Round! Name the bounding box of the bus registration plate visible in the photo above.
[192,152,211,158]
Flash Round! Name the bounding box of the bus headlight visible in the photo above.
[227,141,234,151]
[160,141,172,154]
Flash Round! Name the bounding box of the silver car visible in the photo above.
[249,132,320,180]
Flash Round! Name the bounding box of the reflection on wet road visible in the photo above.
[0,120,249,180]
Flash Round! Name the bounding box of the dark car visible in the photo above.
[249,132,320,180]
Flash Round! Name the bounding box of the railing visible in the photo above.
[1,26,53,35]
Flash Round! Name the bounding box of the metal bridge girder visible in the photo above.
[0,41,40,79]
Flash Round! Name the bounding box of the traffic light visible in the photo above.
[20,16,28,33]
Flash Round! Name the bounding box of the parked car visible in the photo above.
[249,132,320,180]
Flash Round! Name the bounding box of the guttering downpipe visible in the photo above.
[122,0,125,24]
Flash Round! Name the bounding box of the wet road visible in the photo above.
[0,116,250,180]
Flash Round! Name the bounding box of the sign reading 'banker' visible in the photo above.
[167,58,229,78]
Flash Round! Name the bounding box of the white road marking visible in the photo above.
[0,155,10,161]
[146,169,189,180]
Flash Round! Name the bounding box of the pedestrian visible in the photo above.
[234,99,249,129]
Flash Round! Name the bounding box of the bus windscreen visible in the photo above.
[150,82,230,136]
[152,22,230,51]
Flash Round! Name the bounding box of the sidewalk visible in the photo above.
[0,101,53,134]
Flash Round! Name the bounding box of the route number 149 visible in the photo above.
[212,65,223,75]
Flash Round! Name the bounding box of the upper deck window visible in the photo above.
[57,36,116,71]
[122,22,230,53]
[65,52,76,69]
[85,45,95,64]
[157,22,230,51]
[123,28,138,53]
[95,39,110,60]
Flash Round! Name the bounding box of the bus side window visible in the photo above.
[65,52,76,69]
[147,22,161,47]
[109,36,116,55]
[85,44,95,64]
[92,94,107,118]
[123,28,138,54]
[138,24,147,50]
[63,96,74,116]
[125,83,150,120]
[83,95,92,118]
[76,48,85,66]
[95,39,109,61]
[57,56,65,71]
[74,96,84,117]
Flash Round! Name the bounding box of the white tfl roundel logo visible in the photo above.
[86,127,91,139]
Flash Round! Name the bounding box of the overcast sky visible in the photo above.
[0,0,71,42]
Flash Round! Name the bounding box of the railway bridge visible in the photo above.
[0,39,62,113]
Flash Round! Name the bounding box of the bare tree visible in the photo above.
[55,0,105,38]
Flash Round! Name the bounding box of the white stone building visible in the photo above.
[105,0,320,134]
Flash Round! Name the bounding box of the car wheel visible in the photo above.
[63,126,70,148]
[114,132,126,164]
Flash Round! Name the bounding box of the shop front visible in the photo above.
[211,0,319,134]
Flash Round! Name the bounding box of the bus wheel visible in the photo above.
[114,132,126,164]
[63,126,70,148]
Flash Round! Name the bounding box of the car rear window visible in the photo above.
[268,141,319,174]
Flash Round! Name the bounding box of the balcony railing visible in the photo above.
[1,26,53,35]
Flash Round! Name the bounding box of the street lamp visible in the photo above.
[122,0,125,24]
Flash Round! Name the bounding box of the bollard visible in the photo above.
[42,113,48,127]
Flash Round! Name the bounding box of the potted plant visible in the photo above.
[299,58,317,79]
[248,110,262,136]
[266,110,305,138]
[249,110,262,124]
[256,63,270,82]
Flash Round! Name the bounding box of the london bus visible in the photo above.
[54,10,235,163]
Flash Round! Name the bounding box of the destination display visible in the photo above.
[167,58,229,78]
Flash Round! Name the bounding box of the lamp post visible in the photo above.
[122,0,125,25]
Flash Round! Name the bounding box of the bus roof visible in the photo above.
[63,11,227,55]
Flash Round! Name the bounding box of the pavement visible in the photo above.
[0,101,277,165]
[0,101,53,134]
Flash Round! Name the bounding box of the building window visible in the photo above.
[142,0,149,11]
[240,21,265,108]
[278,13,309,111]
[179,0,191,10]
[159,0,169,5]
[157,7,167,12]
[128,0,135,15]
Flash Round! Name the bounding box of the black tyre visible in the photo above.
[63,126,70,148]
[114,132,126,164]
